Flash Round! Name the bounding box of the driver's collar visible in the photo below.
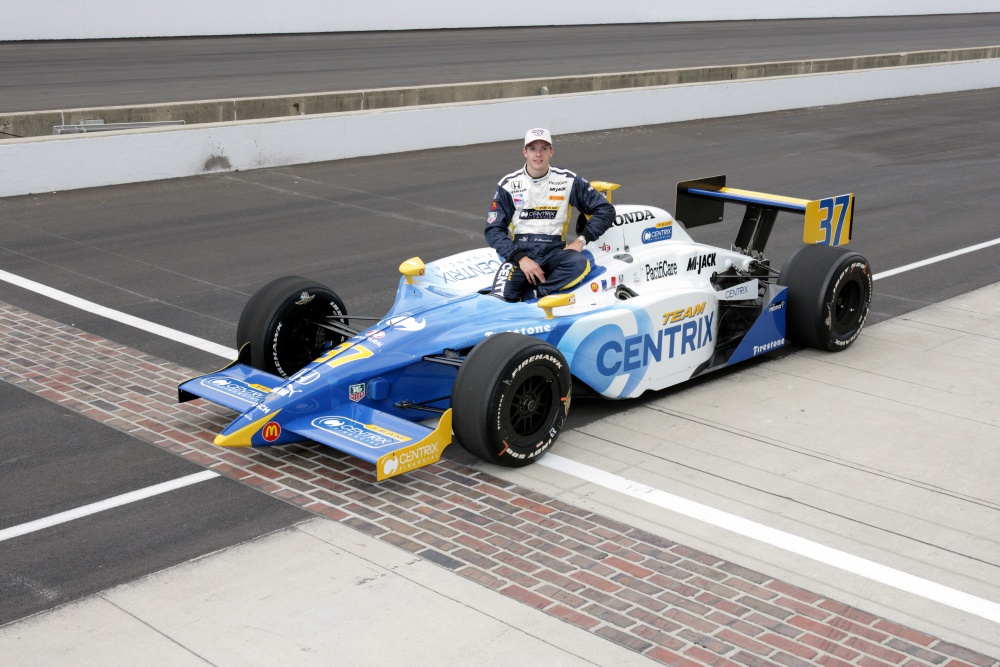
[524,164,550,180]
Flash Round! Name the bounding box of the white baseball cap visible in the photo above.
[524,128,553,147]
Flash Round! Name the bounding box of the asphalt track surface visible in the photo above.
[2,82,1000,635]
[1,14,1000,113]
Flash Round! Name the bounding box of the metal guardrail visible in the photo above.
[52,120,186,135]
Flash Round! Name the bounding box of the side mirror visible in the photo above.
[589,181,621,203]
[399,257,426,284]
[537,293,576,319]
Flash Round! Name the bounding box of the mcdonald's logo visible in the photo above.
[262,421,281,442]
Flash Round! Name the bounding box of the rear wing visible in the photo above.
[675,175,854,254]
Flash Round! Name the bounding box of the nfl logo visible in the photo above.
[349,383,365,402]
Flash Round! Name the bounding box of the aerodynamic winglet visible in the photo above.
[676,175,854,249]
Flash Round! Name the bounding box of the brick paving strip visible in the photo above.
[1,299,997,667]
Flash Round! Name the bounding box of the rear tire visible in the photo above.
[237,276,348,377]
[779,245,872,351]
[452,333,571,467]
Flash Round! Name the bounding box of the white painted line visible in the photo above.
[0,470,220,543]
[538,453,1000,623]
[0,269,236,359]
[873,237,1000,280]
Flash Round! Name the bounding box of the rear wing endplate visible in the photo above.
[676,175,854,253]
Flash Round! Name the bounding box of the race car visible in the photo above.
[179,175,871,481]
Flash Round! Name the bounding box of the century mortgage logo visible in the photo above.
[311,417,411,449]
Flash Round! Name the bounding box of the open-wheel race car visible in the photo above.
[179,176,872,480]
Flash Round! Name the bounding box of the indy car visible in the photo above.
[179,176,872,481]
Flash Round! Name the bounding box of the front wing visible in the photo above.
[179,365,452,481]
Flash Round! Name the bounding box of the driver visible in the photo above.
[486,128,615,301]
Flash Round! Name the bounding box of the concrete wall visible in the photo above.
[4,59,1000,198]
[2,1,997,41]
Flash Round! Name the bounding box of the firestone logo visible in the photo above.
[752,338,785,356]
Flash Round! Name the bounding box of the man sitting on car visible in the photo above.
[486,128,615,301]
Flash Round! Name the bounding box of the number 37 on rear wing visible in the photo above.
[674,175,855,253]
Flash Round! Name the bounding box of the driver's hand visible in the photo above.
[518,256,546,285]
[566,237,586,252]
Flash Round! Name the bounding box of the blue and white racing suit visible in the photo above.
[485,165,615,301]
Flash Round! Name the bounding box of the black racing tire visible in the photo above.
[779,245,872,352]
[236,276,348,377]
[452,333,571,467]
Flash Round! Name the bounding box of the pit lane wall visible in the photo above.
[1,1,996,40]
[3,58,1000,198]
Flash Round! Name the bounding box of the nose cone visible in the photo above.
[214,411,283,448]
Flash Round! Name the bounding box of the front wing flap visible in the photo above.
[285,406,452,481]
[178,363,282,412]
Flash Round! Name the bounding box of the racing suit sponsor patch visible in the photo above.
[519,210,557,220]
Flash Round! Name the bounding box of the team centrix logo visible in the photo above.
[557,302,716,398]
[596,309,714,377]
[663,302,705,325]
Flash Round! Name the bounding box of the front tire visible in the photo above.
[779,245,872,351]
[236,276,348,377]
[452,333,571,467]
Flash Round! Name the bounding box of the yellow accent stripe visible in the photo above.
[214,410,280,448]
[717,187,811,208]
[561,260,591,291]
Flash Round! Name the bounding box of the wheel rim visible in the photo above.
[504,369,558,445]
[273,300,344,376]
[831,278,864,337]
